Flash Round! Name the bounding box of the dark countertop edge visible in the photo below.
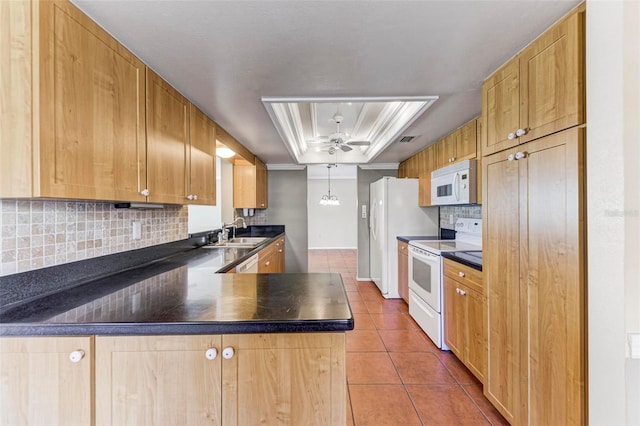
[441,252,482,272]
[0,318,354,337]
[396,235,441,243]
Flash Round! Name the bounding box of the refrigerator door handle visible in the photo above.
[370,199,377,241]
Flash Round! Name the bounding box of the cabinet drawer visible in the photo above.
[443,258,483,294]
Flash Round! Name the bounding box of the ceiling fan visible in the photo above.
[308,105,371,153]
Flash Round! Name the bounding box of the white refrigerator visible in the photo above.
[369,177,439,298]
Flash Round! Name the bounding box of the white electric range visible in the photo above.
[408,218,482,349]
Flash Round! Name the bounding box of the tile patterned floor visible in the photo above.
[308,249,509,426]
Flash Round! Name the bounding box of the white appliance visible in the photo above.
[431,159,477,205]
[236,254,259,273]
[408,218,482,349]
[369,177,439,298]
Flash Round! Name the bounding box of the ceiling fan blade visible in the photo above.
[346,140,371,146]
[339,144,353,152]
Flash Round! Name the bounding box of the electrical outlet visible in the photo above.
[132,221,142,240]
[361,205,367,219]
[449,214,454,225]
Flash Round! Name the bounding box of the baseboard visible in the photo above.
[308,247,358,250]
[356,277,371,281]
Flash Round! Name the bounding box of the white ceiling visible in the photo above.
[72,0,581,166]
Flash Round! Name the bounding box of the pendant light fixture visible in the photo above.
[319,164,340,206]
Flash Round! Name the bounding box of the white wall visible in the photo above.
[187,157,222,234]
[586,1,640,424]
[307,165,358,249]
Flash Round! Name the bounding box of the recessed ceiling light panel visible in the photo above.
[262,96,438,165]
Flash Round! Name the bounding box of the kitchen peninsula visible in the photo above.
[0,228,353,425]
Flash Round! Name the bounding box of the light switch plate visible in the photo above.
[132,221,142,240]
[361,205,367,219]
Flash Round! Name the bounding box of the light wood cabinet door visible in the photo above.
[0,336,93,426]
[36,0,147,201]
[466,287,486,383]
[483,127,585,425]
[258,241,278,273]
[397,160,407,178]
[222,333,346,426]
[519,6,585,144]
[397,241,409,303]
[189,105,217,205]
[456,119,478,162]
[418,145,436,207]
[95,335,223,426]
[483,144,521,425]
[443,278,465,359]
[255,157,268,208]
[521,128,585,426]
[233,157,268,209]
[146,68,189,204]
[275,236,286,272]
[482,58,520,156]
[436,135,457,168]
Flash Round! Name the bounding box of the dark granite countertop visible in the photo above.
[0,225,354,336]
[396,235,441,243]
[441,251,483,271]
[0,265,353,336]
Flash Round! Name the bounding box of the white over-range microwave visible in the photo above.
[431,159,477,205]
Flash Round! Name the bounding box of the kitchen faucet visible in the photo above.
[222,217,247,241]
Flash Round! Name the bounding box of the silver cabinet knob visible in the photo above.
[193,195,198,201]
[508,154,515,161]
[456,288,467,296]
[69,350,85,363]
[515,151,527,160]
[140,189,149,196]
[205,348,218,360]
[265,261,270,266]
[458,271,465,277]
[516,128,528,137]
[507,132,516,140]
[222,347,235,359]
[186,195,194,200]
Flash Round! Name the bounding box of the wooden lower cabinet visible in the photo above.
[258,236,285,273]
[483,127,586,425]
[397,241,409,303]
[0,336,93,426]
[96,333,346,426]
[443,259,485,383]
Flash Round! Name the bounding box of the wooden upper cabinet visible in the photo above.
[418,145,436,207]
[146,69,189,204]
[188,105,217,205]
[234,156,268,209]
[482,58,521,156]
[436,135,456,168]
[456,120,478,161]
[1,336,94,425]
[398,160,407,178]
[255,157,268,208]
[482,4,585,156]
[1,0,147,200]
[519,5,585,143]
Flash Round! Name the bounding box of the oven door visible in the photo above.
[408,246,442,312]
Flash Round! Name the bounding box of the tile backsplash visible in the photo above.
[234,208,268,226]
[0,200,188,276]
[439,205,482,230]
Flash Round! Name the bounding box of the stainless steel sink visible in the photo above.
[202,237,268,248]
